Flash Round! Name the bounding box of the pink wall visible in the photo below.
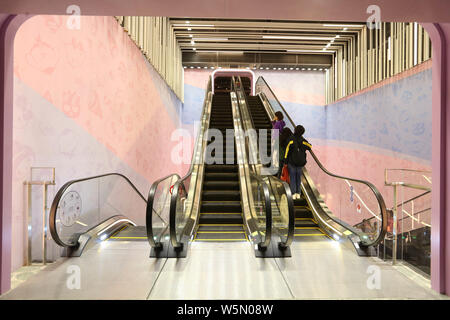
[10,15,183,271]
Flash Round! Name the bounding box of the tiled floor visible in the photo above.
[1,239,447,300]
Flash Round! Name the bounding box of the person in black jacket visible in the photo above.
[277,127,293,177]
[283,125,312,199]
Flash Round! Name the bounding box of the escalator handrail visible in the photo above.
[166,80,213,248]
[256,77,296,129]
[146,173,181,248]
[266,175,296,248]
[250,172,272,249]
[234,77,292,249]
[256,76,388,247]
[49,172,146,247]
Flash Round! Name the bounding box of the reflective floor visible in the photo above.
[1,239,447,300]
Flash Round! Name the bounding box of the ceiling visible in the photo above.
[170,18,365,70]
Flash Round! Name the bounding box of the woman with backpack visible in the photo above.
[283,125,312,199]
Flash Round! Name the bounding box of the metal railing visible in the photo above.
[384,168,432,265]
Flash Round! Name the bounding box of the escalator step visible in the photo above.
[201,191,241,201]
[199,213,243,224]
[201,201,242,213]
[205,164,237,172]
[295,207,313,218]
[195,231,247,241]
[295,218,319,227]
[204,172,238,181]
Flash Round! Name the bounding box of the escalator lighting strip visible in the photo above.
[96,219,136,237]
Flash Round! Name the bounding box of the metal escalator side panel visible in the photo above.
[49,173,146,256]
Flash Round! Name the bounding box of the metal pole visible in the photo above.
[42,183,47,265]
[26,183,32,266]
[392,184,398,265]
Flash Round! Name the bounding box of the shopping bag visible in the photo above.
[280,164,290,184]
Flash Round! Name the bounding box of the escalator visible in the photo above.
[196,94,247,242]
[243,76,389,255]
[146,75,293,258]
[245,92,329,241]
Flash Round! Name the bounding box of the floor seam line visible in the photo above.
[146,257,169,300]
[273,257,296,299]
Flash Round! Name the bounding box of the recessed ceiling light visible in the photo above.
[195,38,228,41]
[183,66,187,68]
[335,35,340,38]
[204,66,208,69]
[266,67,269,70]
[197,66,201,69]
[190,66,194,69]
[287,49,333,53]
[307,68,312,70]
[189,35,193,37]
[186,21,190,24]
[301,68,306,70]
[260,67,264,70]
[187,28,192,31]
[289,67,294,70]
[191,40,195,45]
[210,66,214,69]
[173,24,214,27]
[323,24,360,27]
[193,48,196,51]
[263,35,335,40]
[295,67,299,70]
[313,68,317,70]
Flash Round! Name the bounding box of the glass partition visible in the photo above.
[305,151,385,245]
[146,173,180,246]
[266,176,294,247]
[382,169,432,274]
[50,173,147,247]
[255,77,295,132]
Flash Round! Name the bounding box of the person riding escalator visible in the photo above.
[283,125,312,199]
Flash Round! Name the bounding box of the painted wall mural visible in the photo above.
[12,15,184,271]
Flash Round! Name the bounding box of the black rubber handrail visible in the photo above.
[256,76,388,247]
[146,173,181,248]
[49,173,146,247]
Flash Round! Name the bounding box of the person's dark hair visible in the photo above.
[275,111,284,121]
[279,127,293,147]
[294,125,305,137]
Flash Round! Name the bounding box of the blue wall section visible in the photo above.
[182,84,205,125]
[182,69,432,162]
[281,69,432,161]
